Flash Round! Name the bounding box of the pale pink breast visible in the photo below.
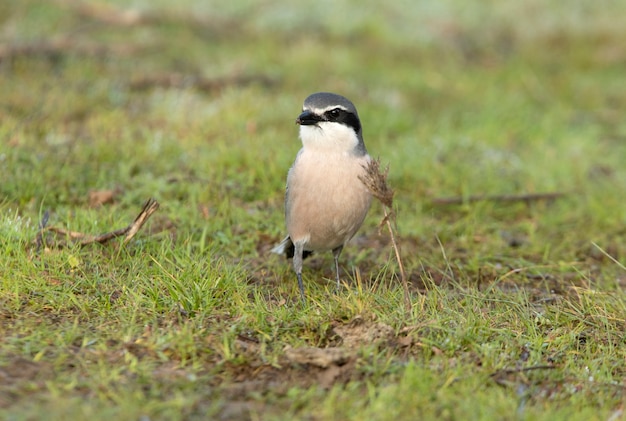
[286,151,372,251]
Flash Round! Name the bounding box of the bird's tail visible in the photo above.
[271,236,294,257]
[271,236,313,259]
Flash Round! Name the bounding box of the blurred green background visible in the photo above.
[1,1,626,419]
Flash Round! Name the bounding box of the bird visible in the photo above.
[272,92,372,300]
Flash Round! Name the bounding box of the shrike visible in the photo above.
[273,92,372,300]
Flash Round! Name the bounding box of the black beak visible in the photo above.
[296,110,321,126]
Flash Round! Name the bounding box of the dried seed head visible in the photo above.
[359,158,394,208]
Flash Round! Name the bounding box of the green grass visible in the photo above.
[1,0,626,419]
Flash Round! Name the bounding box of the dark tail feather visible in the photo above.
[271,236,313,259]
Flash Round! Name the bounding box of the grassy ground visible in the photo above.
[1,0,626,419]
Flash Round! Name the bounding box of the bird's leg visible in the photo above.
[332,245,344,293]
[293,242,306,301]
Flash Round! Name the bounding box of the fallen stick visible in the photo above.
[129,73,277,93]
[431,192,567,206]
[36,198,160,248]
[490,364,557,387]
[491,365,557,377]
[0,38,138,62]
[55,0,147,26]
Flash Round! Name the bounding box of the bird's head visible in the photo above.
[296,92,367,156]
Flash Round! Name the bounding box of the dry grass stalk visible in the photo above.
[359,159,411,312]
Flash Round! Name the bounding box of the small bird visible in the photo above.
[272,92,372,300]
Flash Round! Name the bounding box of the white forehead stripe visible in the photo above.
[305,105,349,113]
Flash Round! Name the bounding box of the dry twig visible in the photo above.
[490,365,557,387]
[35,198,160,249]
[431,192,567,206]
[57,0,146,26]
[0,38,139,62]
[359,159,410,312]
[129,73,277,93]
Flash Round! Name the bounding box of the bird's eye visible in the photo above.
[328,108,341,118]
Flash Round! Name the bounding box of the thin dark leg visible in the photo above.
[332,245,343,292]
[293,242,306,301]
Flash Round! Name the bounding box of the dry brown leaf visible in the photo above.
[89,189,119,207]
